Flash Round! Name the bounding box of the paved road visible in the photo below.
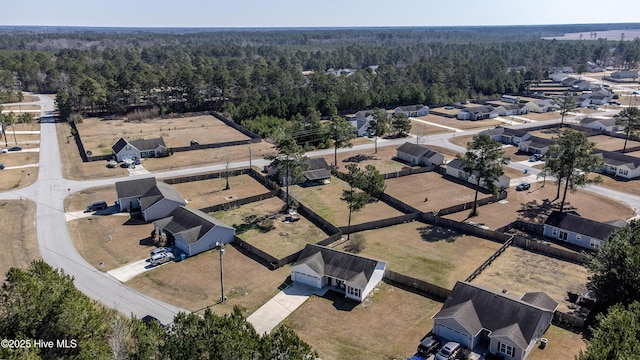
[1,94,639,325]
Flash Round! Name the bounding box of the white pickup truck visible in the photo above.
[150,251,174,266]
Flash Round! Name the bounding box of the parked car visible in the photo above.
[0,164,4,170]
[86,201,108,212]
[8,146,22,152]
[608,101,621,105]
[106,160,117,168]
[150,247,171,257]
[529,153,543,162]
[417,336,441,356]
[150,251,174,266]
[435,341,462,360]
[0,148,7,153]
[516,182,531,191]
[633,90,640,95]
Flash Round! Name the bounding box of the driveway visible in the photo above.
[246,283,327,334]
[107,258,162,282]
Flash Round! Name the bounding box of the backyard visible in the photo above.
[171,173,272,210]
[414,113,502,131]
[0,200,39,278]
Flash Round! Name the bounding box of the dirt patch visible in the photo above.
[321,146,407,173]
[595,173,640,196]
[65,185,118,212]
[410,120,454,137]
[444,182,634,229]
[0,152,39,167]
[519,112,562,121]
[289,178,403,227]
[126,244,291,315]
[0,168,38,191]
[588,134,640,152]
[0,200,40,278]
[333,222,501,288]
[1,104,40,112]
[470,246,589,313]
[449,134,474,148]
[414,114,502,131]
[212,197,327,259]
[171,174,272,210]
[284,282,442,360]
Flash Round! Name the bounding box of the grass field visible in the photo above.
[0,200,39,278]
[171,174,272,210]
[212,197,327,259]
[283,281,442,360]
[0,168,38,191]
[289,177,403,227]
[65,184,118,212]
[414,114,502,131]
[333,221,502,288]
[321,146,407,174]
[589,134,640,152]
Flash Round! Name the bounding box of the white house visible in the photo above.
[349,110,391,137]
[543,211,620,250]
[432,281,557,360]
[115,177,186,222]
[153,206,235,257]
[396,142,444,166]
[580,117,621,132]
[291,244,386,302]
[457,106,499,120]
[493,104,530,117]
[480,127,530,145]
[445,159,510,190]
[112,137,167,162]
[393,104,429,117]
[593,150,640,179]
[518,136,555,155]
[501,95,520,104]
[525,99,560,113]
[549,72,569,83]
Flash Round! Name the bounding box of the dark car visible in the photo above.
[0,164,4,170]
[8,146,22,152]
[608,101,621,106]
[516,182,531,191]
[417,336,441,356]
[86,201,108,212]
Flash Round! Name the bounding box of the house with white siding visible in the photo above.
[153,206,235,257]
[481,127,530,145]
[432,281,557,360]
[593,150,640,179]
[396,142,444,166]
[291,244,386,303]
[112,137,167,162]
[525,99,560,113]
[393,104,429,117]
[493,103,530,117]
[445,158,510,190]
[610,70,639,79]
[580,117,621,132]
[457,106,499,120]
[115,177,186,222]
[543,211,620,250]
[518,136,555,155]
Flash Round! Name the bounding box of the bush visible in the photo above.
[345,233,367,253]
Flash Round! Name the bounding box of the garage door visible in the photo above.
[434,324,470,348]
[292,271,319,288]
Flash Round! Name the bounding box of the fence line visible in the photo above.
[384,270,451,301]
[338,213,419,234]
[465,236,514,282]
[553,311,585,329]
[163,168,250,184]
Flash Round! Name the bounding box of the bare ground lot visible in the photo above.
[1,104,41,111]
[0,200,40,278]
[321,146,407,174]
[519,112,561,121]
[444,182,634,230]
[1,95,40,104]
[471,246,589,313]
[414,114,502,131]
[0,168,38,191]
[212,197,327,259]
[588,134,640,152]
[384,171,492,213]
[126,244,291,315]
[410,119,454,136]
[590,173,640,196]
[283,282,442,360]
[65,185,118,212]
[76,115,252,156]
[333,222,502,288]
[0,152,39,167]
[289,178,403,227]
[171,174,272,210]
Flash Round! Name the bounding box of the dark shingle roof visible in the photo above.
[594,150,640,169]
[520,292,559,311]
[396,104,426,112]
[308,157,330,171]
[140,182,186,210]
[463,105,496,115]
[397,142,430,157]
[154,206,234,245]
[294,244,383,287]
[521,136,555,149]
[115,177,158,199]
[433,281,557,348]
[112,138,129,153]
[545,211,619,240]
[304,168,332,181]
[129,138,166,151]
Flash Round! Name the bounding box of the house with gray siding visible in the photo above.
[457,106,499,120]
[445,158,510,190]
[396,142,444,166]
[543,211,620,250]
[115,177,186,222]
[112,137,167,162]
[432,281,557,360]
[481,127,530,145]
[518,136,555,154]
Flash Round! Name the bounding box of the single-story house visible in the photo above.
[153,206,235,257]
[593,150,640,179]
[349,110,391,137]
[572,80,593,91]
[561,77,580,87]
[445,158,510,190]
[501,95,520,104]
[396,142,444,166]
[115,177,186,222]
[543,210,621,250]
[493,104,530,117]
[393,104,429,117]
[112,137,167,162]
[549,72,569,83]
[589,94,609,105]
[303,158,332,185]
[518,136,555,154]
[580,117,621,132]
[457,106,499,120]
[610,70,639,79]
[525,99,560,113]
[481,127,530,145]
[432,281,557,360]
[291,244,386,302]
[576,94,593,108]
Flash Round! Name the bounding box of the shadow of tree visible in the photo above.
[343,154,376,163]
[322,289,358,311]
[517,199,578,224]
[418,225,461,243]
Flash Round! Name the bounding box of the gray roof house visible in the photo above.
[580,117,621,132]
[432,281,557,360]
[525,99,560,113]
[593,150,640,179]
[115,177,186,222]
[393,104,429,117]
[445,158,510,190]
[112,137,167,162]
[457,106,499,120]
[291,244,386,302]
[303,158,332,184]
[349,110,391,137]
[481,127,530,145]
[493,103,530,116]
[543,211,621,250]
[153,206,235,257]
[396,142,445,166]
[518,136,555,154]
[610,70,639,79]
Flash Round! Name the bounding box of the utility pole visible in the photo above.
[216,241,225,303]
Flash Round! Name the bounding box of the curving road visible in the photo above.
[1,94,639,324]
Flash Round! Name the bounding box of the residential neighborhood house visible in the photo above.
[349,110,391,137]
[115,177,186,222]
[457,106,499,120]
[112,137,167,162]
[579,117,621,132]
[543,211,621,250]
[153,206,236,257]
[610,70,639,79]
[396,142,444,167]
[525,99,560,113]
[393,104,430,117]
[493,103,530,117]
[303,158,333,185]
[481,127,530,145]
[432,281,558,360]
[593,150,640,179]
[518,136,555,155]
[445,158,510,190]
[290,244,386,303]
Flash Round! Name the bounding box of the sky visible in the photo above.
[2,0,640,28]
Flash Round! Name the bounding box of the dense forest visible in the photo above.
[0,25,639,141]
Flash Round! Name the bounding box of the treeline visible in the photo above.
[0,261,317,360]
[0,28,639,139]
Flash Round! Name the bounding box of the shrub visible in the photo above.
[345,233,367,253]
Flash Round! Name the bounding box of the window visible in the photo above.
[499,342,515,357]
[552,228,557,236]
[591,239,601,249]
[559,231,568,241]
[619,169,629,176]
[348,287,361,298]
[576,234,581,241]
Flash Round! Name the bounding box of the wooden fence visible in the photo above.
[435,191,507,216]
[198,190,279,213]
[378,192,423,214]
[384,270,451,301]
[495,219,544,235]
[421,213,509,244]
[338,213,420,234]
[511,236,589,264]
[553,311,586,329]
[163,168,250,184]
[465,236,514,282]
[382,165,436,180]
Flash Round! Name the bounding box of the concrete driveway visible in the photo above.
[247,283,327,334]
[108,258,161,282]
